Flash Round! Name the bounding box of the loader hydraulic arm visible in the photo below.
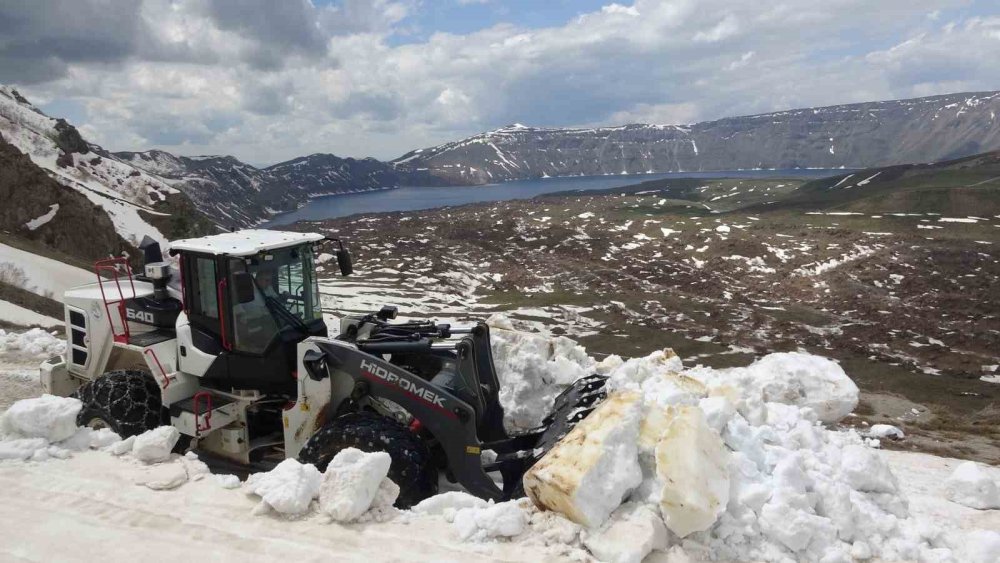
[311,340,505,501]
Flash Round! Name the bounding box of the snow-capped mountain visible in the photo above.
[392,92,1000,184]
[114,150,289,228]
[116,150,439,227]
[9,86,1000,232]
[0,87,210,249]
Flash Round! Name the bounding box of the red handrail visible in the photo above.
[94,257,136,344]
[143,348,170,389]
[216,278,231,351]
[193,391,213,434]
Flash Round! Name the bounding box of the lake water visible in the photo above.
[266,169,845,226]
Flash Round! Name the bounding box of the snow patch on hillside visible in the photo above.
[24,204,59,231]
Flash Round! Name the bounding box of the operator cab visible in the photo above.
[169,230,352,395]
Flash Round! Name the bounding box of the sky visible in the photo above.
[1,0,998,166]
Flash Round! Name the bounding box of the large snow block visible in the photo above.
[655,405,731,538]
[583,502,668,563]
[132,426,180,463]
[523,391,643,529]
[0,395,81,442]
[319,448,392,522]
[244,458,322,515]
[748,352,858,422]
[944,461,1000,510]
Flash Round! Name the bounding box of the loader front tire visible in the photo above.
[298,411,438,508]
[73,370,162,438]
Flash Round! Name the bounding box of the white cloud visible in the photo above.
[693,14,739,42]
[726,51,755,71]
[601,4,641,17]
[6,0,998,165]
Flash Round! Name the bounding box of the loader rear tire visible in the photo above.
[72,370,163,438]
[298,411,438,508]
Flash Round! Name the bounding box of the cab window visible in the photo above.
[192,256,218,319]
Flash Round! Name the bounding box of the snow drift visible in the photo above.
[490,329,995,562]
[0,328,65,363]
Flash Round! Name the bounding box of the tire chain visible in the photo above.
[73,370,162,437]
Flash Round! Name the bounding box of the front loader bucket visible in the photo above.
[536,374,610,451]
[484,374,610,498]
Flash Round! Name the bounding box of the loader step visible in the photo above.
[128,329,175,347]
[169,393,235,417]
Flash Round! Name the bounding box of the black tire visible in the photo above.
[299,411,438,508]
[72,370,162,437]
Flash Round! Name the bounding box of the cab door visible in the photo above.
[178,253,228,377]
[224,257,297,394]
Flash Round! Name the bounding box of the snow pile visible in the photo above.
[244,458,323,515]
[488,315,597,430]
[503,335,994,562]
[319,448,397,522]
[132,426,180,463]
[944,461,1000,510]
[597,349,942,561]
[0,395,125,461]
[0,394,81,441]
[411,492,528,542]
[0,328,64,361]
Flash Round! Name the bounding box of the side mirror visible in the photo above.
[232,272,256,304]
[336,249,353,276]
[302,349,329,381]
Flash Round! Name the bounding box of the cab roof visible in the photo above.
[169,229,325,257]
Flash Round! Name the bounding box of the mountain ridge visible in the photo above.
[8,84,1000,228]
[392,91,1000,185]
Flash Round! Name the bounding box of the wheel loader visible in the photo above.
[40,229,608,506]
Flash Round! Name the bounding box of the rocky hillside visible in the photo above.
[392,92,1000,184]
[0,135,129,262]
[0,87,212,250]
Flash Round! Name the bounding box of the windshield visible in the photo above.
[230,244,322,353]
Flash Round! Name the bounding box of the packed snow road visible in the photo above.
[0,447,995,562]
[0,451,552,562]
